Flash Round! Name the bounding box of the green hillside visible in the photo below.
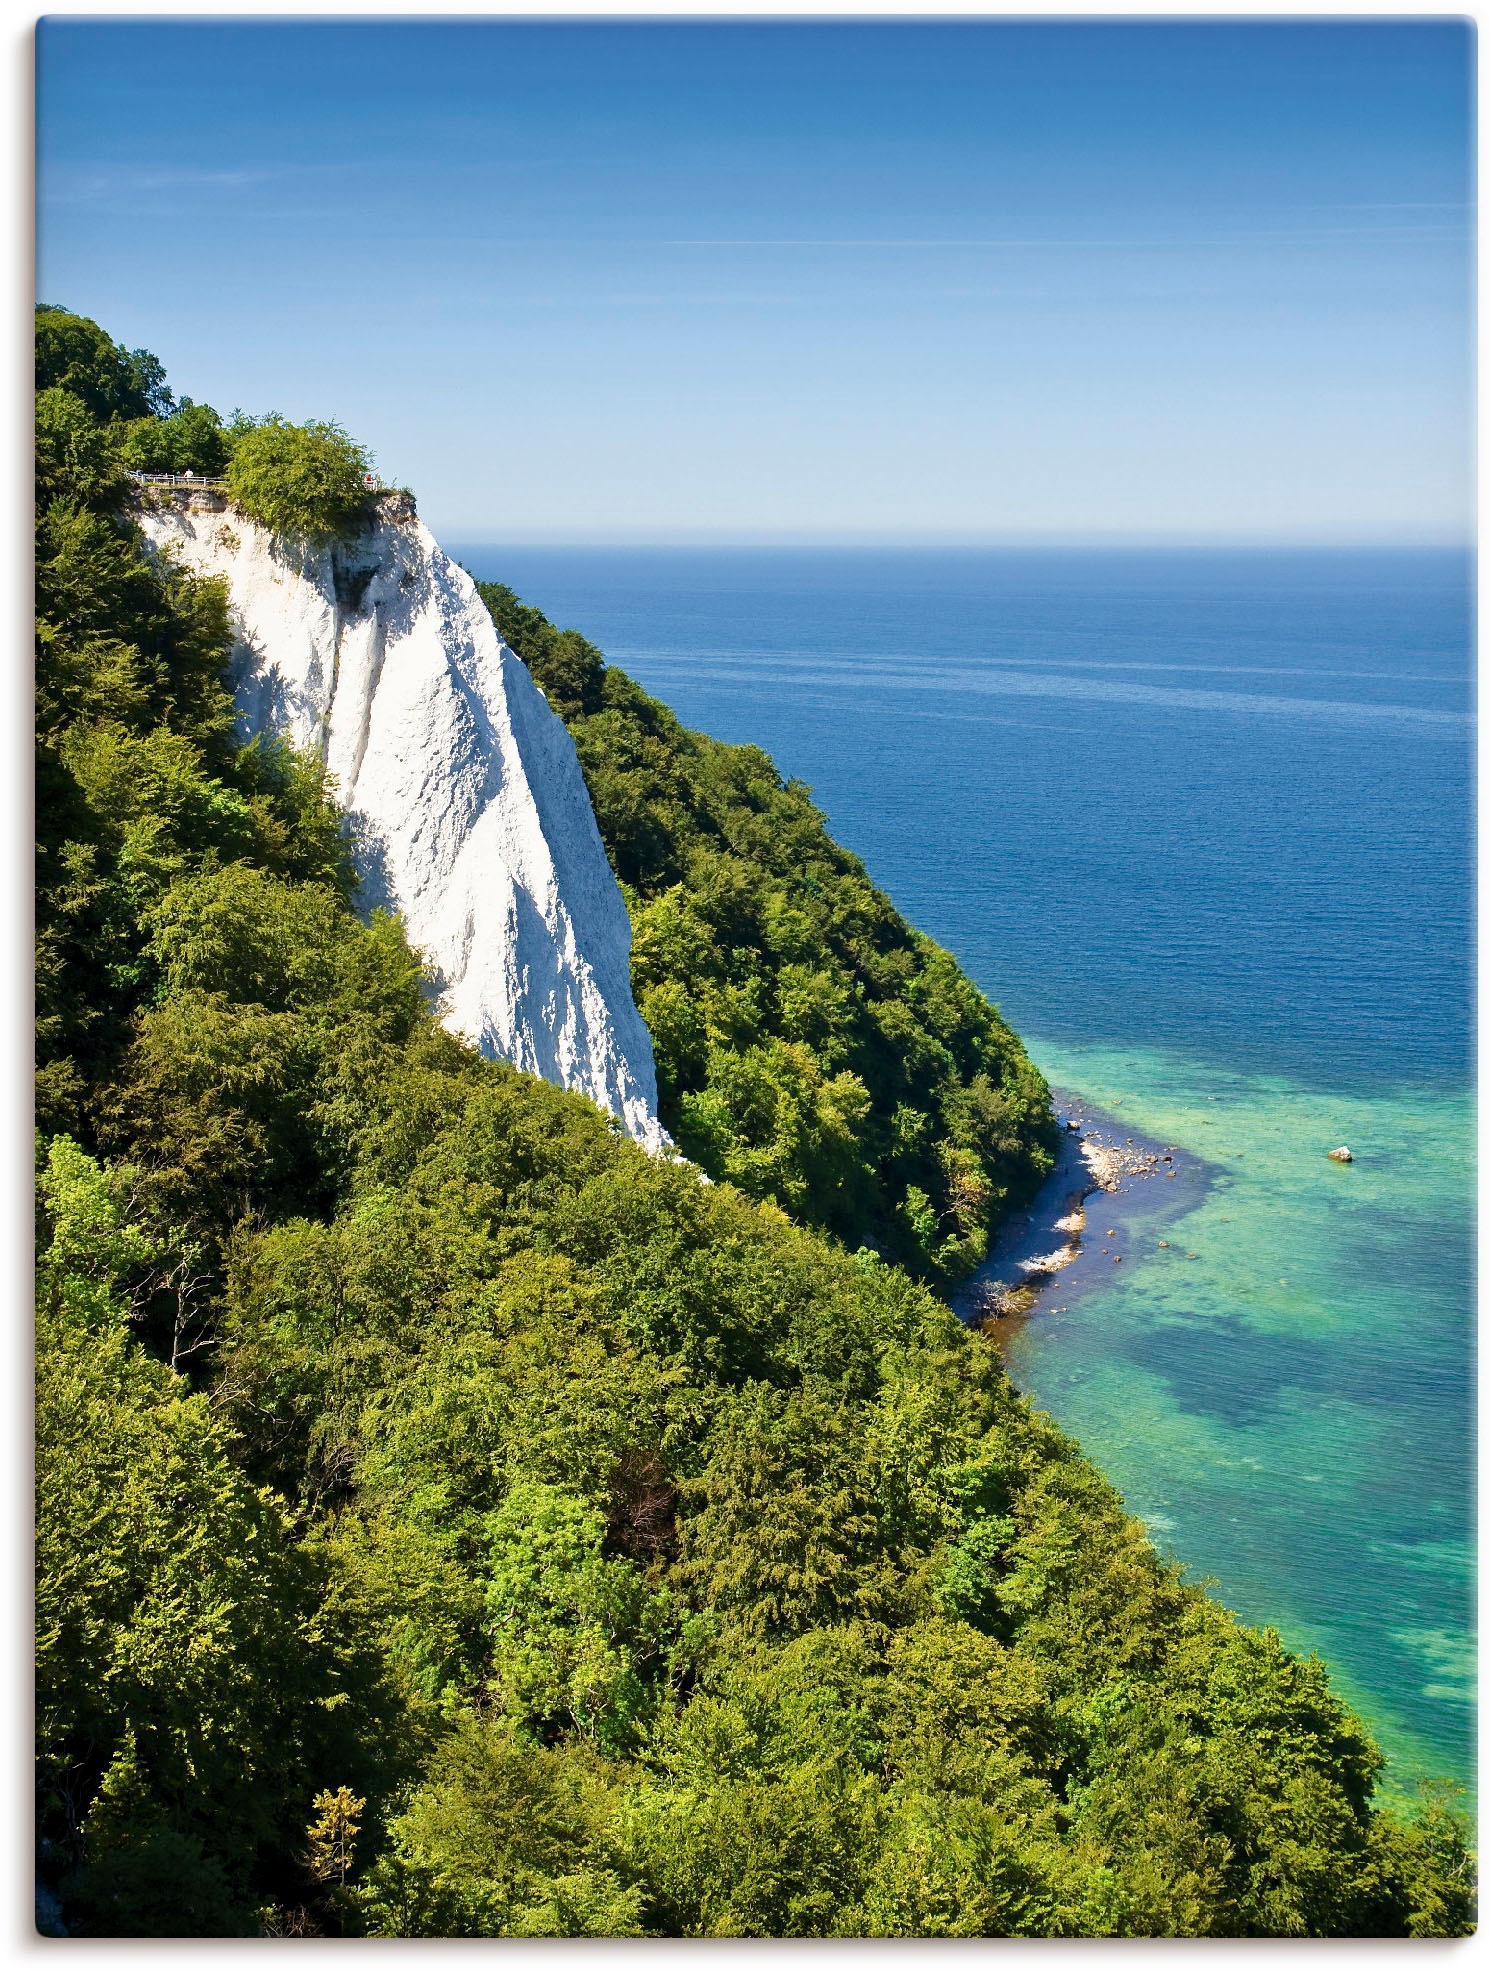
[34,309,1472,1938]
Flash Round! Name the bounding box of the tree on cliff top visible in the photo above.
[36,305,173,423]
[226,417,372,545]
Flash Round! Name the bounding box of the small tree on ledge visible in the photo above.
[226,415,374,545]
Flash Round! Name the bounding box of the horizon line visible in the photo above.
[436,532,1473,553]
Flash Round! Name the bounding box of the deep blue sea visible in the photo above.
[451,543,1475,1800]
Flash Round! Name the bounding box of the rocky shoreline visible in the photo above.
[954,1090,1206,1339]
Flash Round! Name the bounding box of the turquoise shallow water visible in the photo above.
[453,544,1475,1800]
[1012,1039,1474,1798]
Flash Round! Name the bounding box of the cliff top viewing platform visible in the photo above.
[127,472,418,528]
[128,469,228,490]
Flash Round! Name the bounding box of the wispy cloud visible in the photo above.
[664,227,1468,249]
[44,163,282,205]
[600,292,801,307]
[1300,200,1471,211]
[40,156,399,206]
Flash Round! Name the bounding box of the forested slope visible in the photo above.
[34,309,1474,1938]
[477,580,1054,1283]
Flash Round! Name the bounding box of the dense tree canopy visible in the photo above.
[118,400,232,477]
[34,311,1475,1938]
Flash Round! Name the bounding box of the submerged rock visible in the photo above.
[137,493,669,1152]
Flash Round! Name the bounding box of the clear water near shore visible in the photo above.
[451,542,1475,1799]
[1011,1042,1473,1799]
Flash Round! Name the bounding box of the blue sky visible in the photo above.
[36,18,1473,543]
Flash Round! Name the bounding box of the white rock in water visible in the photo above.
[137,494,669,1153]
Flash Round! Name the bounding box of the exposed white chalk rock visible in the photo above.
[137,491,669,1152]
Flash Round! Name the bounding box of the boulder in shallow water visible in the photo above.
[1327,1145,1354,1163]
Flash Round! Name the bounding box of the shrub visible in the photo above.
[226,417,372,545]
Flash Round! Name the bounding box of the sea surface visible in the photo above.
[450,542,1475,1802]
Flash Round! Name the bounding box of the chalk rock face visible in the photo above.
[137,493,669,1152]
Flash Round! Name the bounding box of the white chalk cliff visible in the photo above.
[137,490,668,1153]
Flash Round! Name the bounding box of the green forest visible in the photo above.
[34,308,1474,1938]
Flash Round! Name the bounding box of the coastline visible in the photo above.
[954,1089,1221,1347]
[960,1046,1474,1800]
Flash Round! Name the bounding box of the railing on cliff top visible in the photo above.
[127,469,229,489]
[128,470,387,493]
